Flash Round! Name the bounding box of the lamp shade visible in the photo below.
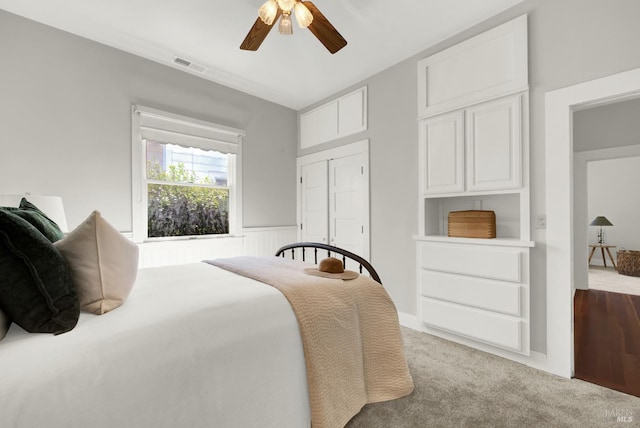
[589,216,613,227]
[294,1,313,28]
[258,0,278,25]
[278,12,293,35]
[0,194,69,233]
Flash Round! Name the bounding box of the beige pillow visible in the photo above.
[0,308,9,341]
[54,211,139,315]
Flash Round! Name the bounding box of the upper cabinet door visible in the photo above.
[300,109,320,149]
[466,95,522,191]
[421,111,465,195]
[417,15,527,119]
[338,87,367,136]
[300,87,367,149]
[316,102,339,143]
[300,103,338,149]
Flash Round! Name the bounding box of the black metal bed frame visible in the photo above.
[274,242,382,285]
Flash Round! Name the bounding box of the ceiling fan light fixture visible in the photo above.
[278,11,293,35]
[276,0,296,12]
[241,0,347,53]
[258,0,278,25]
[294,2,313,28]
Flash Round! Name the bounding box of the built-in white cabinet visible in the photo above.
[416,238,533,355]
[421,94,523,196]
[301,103,338,148]
[338,88,367,136]
[466,95,522,191]
[300,87,367,149]
[415,14,535,361]
[420,111,465,195]
[417,15,527,119]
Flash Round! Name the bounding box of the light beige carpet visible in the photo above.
[346,327,640,427]
[589,266,640,296]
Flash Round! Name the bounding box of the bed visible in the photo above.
[0,237,413,428]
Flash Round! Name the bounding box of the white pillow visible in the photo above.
[0,308,9,341]
[54,211,139,315]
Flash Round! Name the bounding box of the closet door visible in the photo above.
[300,161,329,243]
[329,153,366,258]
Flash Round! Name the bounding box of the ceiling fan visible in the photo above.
[240,0,347,54]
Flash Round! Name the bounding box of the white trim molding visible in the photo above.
[398,312,421,331]
[545,67,640,378]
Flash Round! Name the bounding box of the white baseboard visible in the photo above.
[400,313,553,376]
[398,312,421,331]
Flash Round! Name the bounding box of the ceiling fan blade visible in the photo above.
[240,9,282,51]
[303,1,347,54]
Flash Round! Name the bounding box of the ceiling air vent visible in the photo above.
[172,56,207,74]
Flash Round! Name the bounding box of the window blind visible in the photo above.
[134,105,243,154]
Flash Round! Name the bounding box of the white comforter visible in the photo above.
[0,263,310,428]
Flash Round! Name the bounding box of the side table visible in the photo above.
[588,244,617,269]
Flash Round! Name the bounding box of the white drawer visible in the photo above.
[420,270,521,316]
[419,242,521,282]
[421,297,522,352]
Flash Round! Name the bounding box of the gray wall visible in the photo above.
[574,98,640,152]
[0,9,297,232]
[587,156,640,263]
[298,0,640,353]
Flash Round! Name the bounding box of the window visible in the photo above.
[131,105,243,242]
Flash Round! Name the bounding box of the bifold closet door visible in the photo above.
[300,160,329,244]
[329,153,366,258]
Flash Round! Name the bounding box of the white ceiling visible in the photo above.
[0,0,523,110]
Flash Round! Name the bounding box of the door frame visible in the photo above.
[545,67,640,378]
[296,140,370,260]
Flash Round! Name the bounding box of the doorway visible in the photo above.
[571,102,640,395]
[297,140,370,261]
[586,156,640,296]
[572,98,640,295]
[545,67,640,378]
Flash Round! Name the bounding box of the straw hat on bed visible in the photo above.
[303,257,359,280]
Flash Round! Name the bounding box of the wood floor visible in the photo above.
[574,289,640,397]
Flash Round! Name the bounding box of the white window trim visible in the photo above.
[131,105,244,243]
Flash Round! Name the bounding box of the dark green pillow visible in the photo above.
[0,307,9,341]
[0,198,64,242]
[0,210,79,334]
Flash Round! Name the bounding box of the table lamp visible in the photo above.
[589,216,613,245]
[0,194,69,233]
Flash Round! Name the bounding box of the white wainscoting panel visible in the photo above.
[242,226,298,257]
[136,226,297,268]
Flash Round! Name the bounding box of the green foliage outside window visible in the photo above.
[147,162,229,237]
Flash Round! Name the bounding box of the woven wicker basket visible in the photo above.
[617,250,640,277]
